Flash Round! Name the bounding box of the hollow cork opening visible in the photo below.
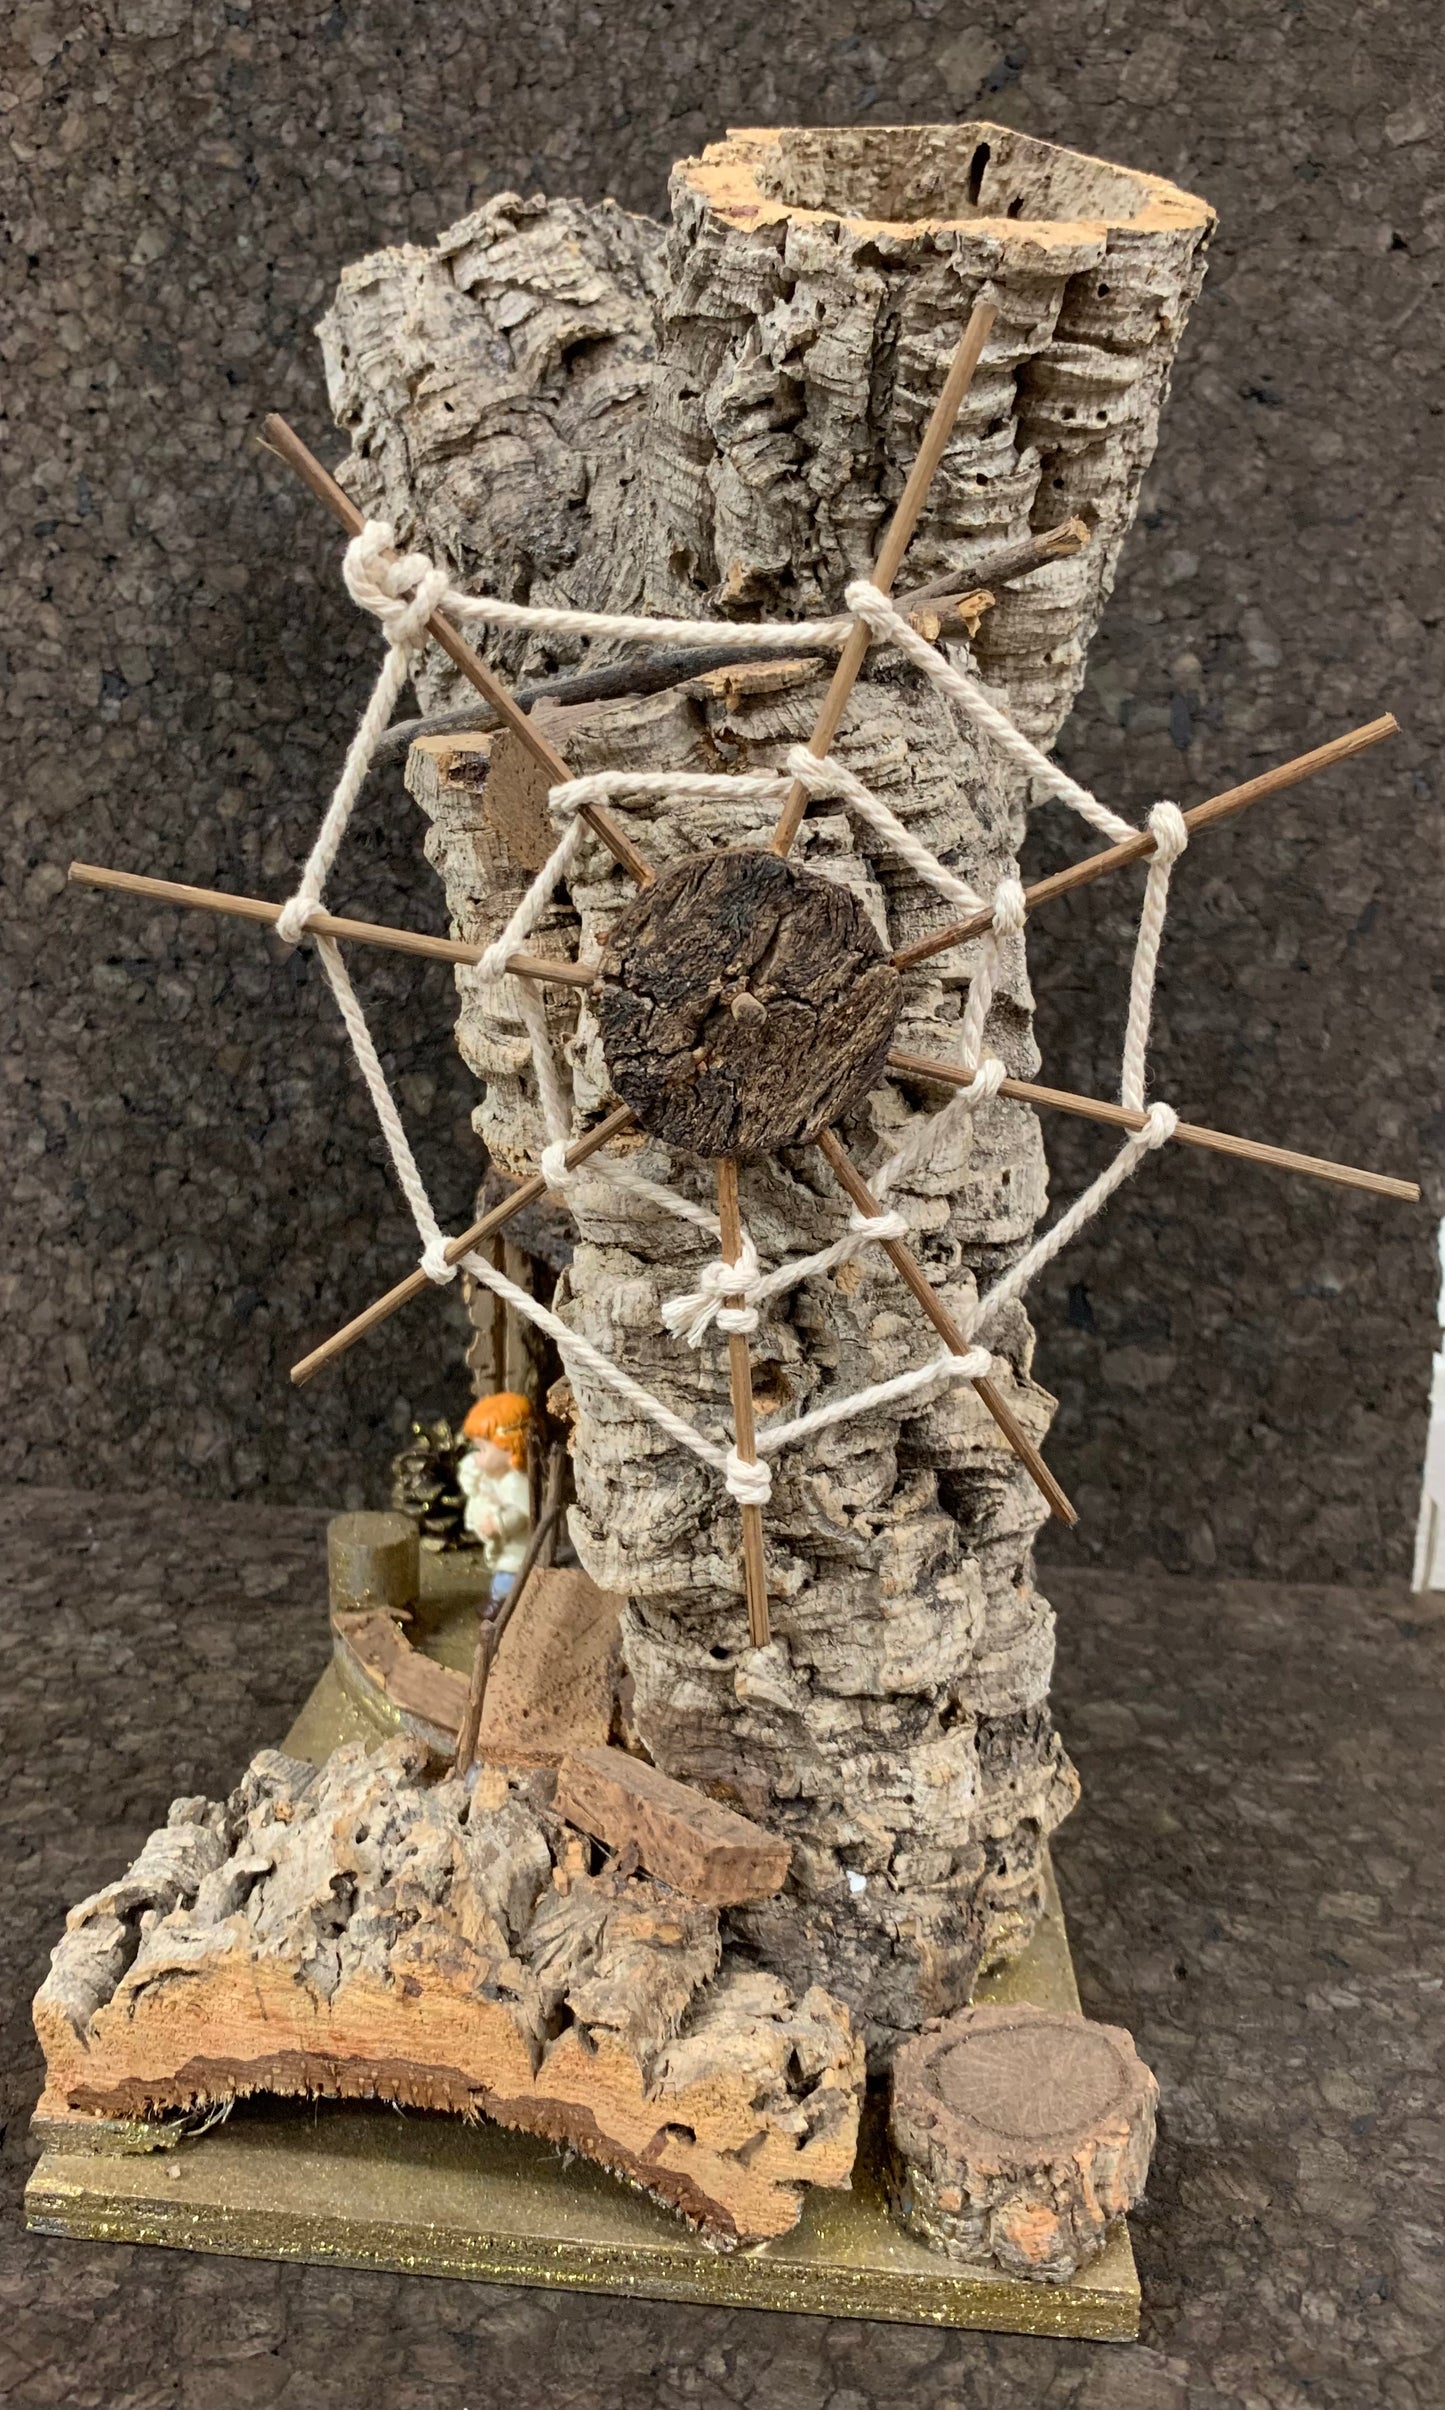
[690,123,1211,240]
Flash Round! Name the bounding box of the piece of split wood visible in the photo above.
[334,1565,624,1766]
[556,1745,792,1906]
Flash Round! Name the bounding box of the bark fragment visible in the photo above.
[35,1740,863,2245]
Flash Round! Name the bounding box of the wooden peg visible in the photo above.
[886,1051,1420,1204]
[290,1105,637,1385]
[814,1128,1076,1527]
[769,299,997,857]
[892,715,1400,972]
[68,861,596,988]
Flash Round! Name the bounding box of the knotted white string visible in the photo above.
[724,1449,772,1506]
[1121,801,1188,1113]
[274,517,1197,1516]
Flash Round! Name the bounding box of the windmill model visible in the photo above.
[37,128,1417,2309]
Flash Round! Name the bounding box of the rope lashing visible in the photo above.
[276,516,1193,1510]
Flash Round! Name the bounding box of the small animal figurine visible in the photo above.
[456,1392,534,1607]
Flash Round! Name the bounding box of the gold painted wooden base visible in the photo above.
[26,1628,1140,2338]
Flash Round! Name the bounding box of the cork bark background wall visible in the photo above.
[3,0,1440,1578]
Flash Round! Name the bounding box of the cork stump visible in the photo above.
[889,2002,1158,2282]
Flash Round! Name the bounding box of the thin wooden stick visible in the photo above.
[69,861,596,989]
[454,1445,566,1776]
[814,1128,1077,1528]
[290,1105,636,1386]
[370,519,1090,764]
[259,414,655,890]
[887,1052,1420,1204]
[714,1158,771,1649]
[892,715,1400,972]
[899,516,1090,609]
[769,299,998,857]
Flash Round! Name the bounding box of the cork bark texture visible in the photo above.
[316,127,1209,2046]
[3,2,1441,1600]
[34,1736,864,2243]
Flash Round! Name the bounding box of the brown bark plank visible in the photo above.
[481,1566,623,1766]
[556,1745,792,1905]
[334,1610,469,1735]
[334,1566,623,1766]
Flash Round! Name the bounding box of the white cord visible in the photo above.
[272,516,1196,1521]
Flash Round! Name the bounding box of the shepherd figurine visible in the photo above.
[456,1391,534,1607]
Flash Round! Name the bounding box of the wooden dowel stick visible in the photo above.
[887,1052,1420,1205]
[814,1128,1077,1527]
[290,1105,636,1386]
[455,1447,566,1777]
[259,414,655,891]
[714,1158,771,1649]
[68,860,596,989]
[371,518,1088,765]
[769,300,997,858]
[892,715,1400,971]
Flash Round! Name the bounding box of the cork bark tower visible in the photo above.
[320,125,1212,2053]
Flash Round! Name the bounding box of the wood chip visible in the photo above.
[556,1745,792,1905]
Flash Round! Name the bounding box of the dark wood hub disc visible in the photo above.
[594,848,901,1160]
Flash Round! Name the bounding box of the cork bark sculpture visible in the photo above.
[47,124,1426,2290]
[34,1739,863,2244]
[317,124,1214,2052]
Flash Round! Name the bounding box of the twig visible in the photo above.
[455,1444,567,1776]
[259,414,656,890]
[68,861,596,988]
[814,1127,1077,1527]
[891,715,1400,972]
[899,516,1089,609]
[290,1106,637,1385]
[887,1052,1420,1204]
[714,1158,771,1648]
[369,518,1090,765]
[769,300,998,857]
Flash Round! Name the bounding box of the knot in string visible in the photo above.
[343,520,451,652]
[540,1139,572,1195]
[783,744,845,799]
[958,1056,1008,1108]
[275,889,320,946]
[843,578,895,640]
[420,1234,458,1285]
[541,778,599,825]
[1147,800,1190,865]
[662,1233,764,1347]
[946,1345,995,1383]
[990,877,1027,936]
[1140,1101,1179,1150]
[724,1449,773,1507]
[845,1205,910,1246]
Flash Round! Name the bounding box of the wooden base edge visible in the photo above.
[25,1661,1140,2338]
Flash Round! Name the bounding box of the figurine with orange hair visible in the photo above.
[457,1392,535,1608]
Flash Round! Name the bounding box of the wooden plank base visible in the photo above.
[26,1592,1141,2336]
